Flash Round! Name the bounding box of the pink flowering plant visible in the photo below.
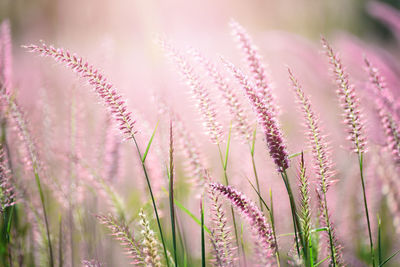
[1,1,400,266]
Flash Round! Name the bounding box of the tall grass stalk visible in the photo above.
[200,199,205,267]
[281,170,305,259]
[249,127,263,212]
[25,43,170,266]
[216,126,241,261]
[358,152,375,266]
[168,121,177,266]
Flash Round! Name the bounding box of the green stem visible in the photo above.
[132,137,170,267]
[34,167,54,267]
[269,190,280,267]
[169,124,177,266]
[200,199,205,267]
[322,191,337,266]
[217,144,241,262]
[358,152,375,267]
[281,170,305,260]
[249,145,263,213]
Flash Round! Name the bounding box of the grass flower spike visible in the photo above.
[191,49,252,143]
[159,39,223,144]
[224,59,289,172]
[97,214,145,265]
[0,146,15,212]
[24,42,137,141]
[230,20,276,114]
[364,58,400,164]
[209,182,276,266]
[207,182,236,266]
[321,37,366,154]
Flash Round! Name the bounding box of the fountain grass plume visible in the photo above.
[158,39,223,144]
[321,37,366,155]
[0,146,15,212]
[229,20,276,114]
[190,48,252,143]
[364,58,400,164]
[289,68,335,194]
[223,59,289,172]
[26,41,170,266]
[138,209,163,267]
[96,214,145,265]
[289,68,339,266]
[174,113,206,191]
[206,182,236,266]
[209,182,276,266]
[24,42,137,141]
[0,82,54,266]
[297,153,312,265]
[322,37,373,267]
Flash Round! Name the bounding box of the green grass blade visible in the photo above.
[223,123,232,171]
[315,256,329,267]
[251,126,257,156]
[289,151,304,159]
[378,215,382,266]
[141,121,159,163]
[59,215,63,267]
[379,249,400,267]
[161,187,210,234]
[246,177,270,212]
[200,199,205,267]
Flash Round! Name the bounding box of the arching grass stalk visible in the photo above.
[249,127,263,212]
[25,43,170,266]
[133,136,170,267]
[33,164,54,267]
[200,199,205,267]
[246,177,280,265]
[216,125,242,262]
[0,83,54,267]
[168,121,177,266]
[358,152,375,267]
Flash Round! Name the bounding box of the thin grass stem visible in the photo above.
[358,152,375,267]
[132,137,170,267]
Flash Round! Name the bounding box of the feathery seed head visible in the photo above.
[364,58,400,164]
[138,209,162,267]
[206,180,236,266]
[289,68,334,193]
[224,59,289,172]
[321,37,366,154]
[24,42,137,141]
[190,48,253,143]
[96,214,145,265]
[229,20,275,109]
[0,146,16,212]
[158,39,223,144]
[209,182,276,265]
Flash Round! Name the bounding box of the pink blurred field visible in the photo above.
[0,1,400,266]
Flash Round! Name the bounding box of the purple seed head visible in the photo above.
[223,59,289,172]
[209,182,276,265]
[229,20,276,113]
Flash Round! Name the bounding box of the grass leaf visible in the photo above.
[142,121,159,163]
